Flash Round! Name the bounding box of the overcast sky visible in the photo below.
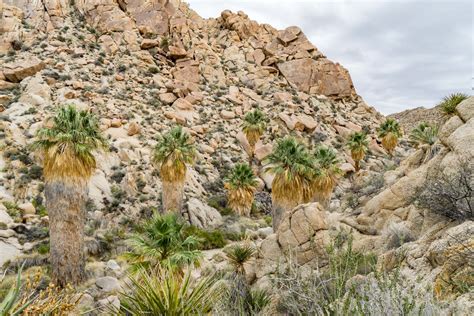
[187,0,472,114]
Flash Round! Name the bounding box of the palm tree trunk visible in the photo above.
[272,196,298,231]
[162,180,185,214]
[355,160,360,172]
[45,180,87,287]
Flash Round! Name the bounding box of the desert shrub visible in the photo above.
[438,93,468,115]
[183,226,227,250]
[344,271,443,315]
[418,160,473,221]
[272,236,377,315]
[0,265,79,315]
[383,221,416,249]
[116,267,221,315]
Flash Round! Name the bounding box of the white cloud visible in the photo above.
[187,0,473,114]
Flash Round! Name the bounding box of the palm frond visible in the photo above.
[31,105,108,181]
[409,122,439,147]
[226,244,256,274]
[153,126,196,182]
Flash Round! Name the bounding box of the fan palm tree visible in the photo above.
[242,109,266,162]
[124,213,202,272]
[310,146,342,207]
[153,126,196,213]
[377,118,402,155]
[224,163,259,217]
[32,105,107,287]
[438,93,468,115]
[264,137,314,230]
[347,132,369,172]
[409,122,438,147]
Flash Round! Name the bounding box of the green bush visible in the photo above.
[183,226,227,250]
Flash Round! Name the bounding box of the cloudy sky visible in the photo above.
[187,0,472,114]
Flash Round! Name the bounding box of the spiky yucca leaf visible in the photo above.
[226,244,256,274]
[118,267,221,315]
[347,132,369,171]
[225,164,259,217]
[153,126,196,183]
[439,93,469,115]
[264,137,314,203]
[377,118,401,155]
[124,214,202,272]
[242,109,266,149]
[409,122,439,147]
[31,105,107,182]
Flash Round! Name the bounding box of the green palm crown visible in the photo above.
[409,122,438,146]
[225,163,259,190]
[242,108,266,135]
[347,132,369,152]
[377,118,402,138]
[153,126,196,165]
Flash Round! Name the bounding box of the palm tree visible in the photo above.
[409,122,438,147]
[224,164,259,217]
[124,213,202,272]
[153,126,196,213]
[377,118,402,155]
[310,146,342,207]
[347,132,369,172]
[439,93,468,115]
[242,109,266,162]
[264,137,314,230]
[32,105,107,286]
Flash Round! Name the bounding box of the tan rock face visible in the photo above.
[278,58,355,97]
[3,57,45,83]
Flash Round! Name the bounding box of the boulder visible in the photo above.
[3,57,45,83]
[96,276,121,293]
[159,93,177,104]
[186,198,223,228]
[0,205,13,225]
[127,122,141,136]
[173,98,194,111]
[0,240,21,267]
[456,96,474,121]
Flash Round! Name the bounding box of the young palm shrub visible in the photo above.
[439,93,468,115]
[153,126,196,213]
[347,132,369,171]
[32,105,107,286]
[224,163,259,217]
[377,118,402,155]
[124,213,202,272]
[409,122,438,147]
[311,146,342,207]
[117,267,221,315]
[264,137,314,230]
[226,244,256,275]
[242,109,266,162]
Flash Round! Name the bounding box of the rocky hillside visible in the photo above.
[0,0,472,314]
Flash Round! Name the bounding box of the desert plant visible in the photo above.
[32,105,107,286]
[409,122,438,147]
[241,109,266,161]
[264,137,314,229]
[439,93,468,115]
[124,213,202,272]
[310,146,342,207]
[377,118,402,155]
[347,132,369,171]
[418,160,473,221]
[0,266,79,315]
[224,163,259,217]
[117,267,221,315]
[153,126,196,213]
[226,244,256,275]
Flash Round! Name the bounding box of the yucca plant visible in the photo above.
[439,93,468,115]
[224,164,259,217]
[310,146,342,207]
[409,122,438,147]
[117,267,221,315]
[32,105,107,286]
[264,137,314,229]
[124,213,202,272]
[347,132,369,171]
[153,126,196,213]
[242,109,266,161]
[226,244,256,275]
[377,118,402,155]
